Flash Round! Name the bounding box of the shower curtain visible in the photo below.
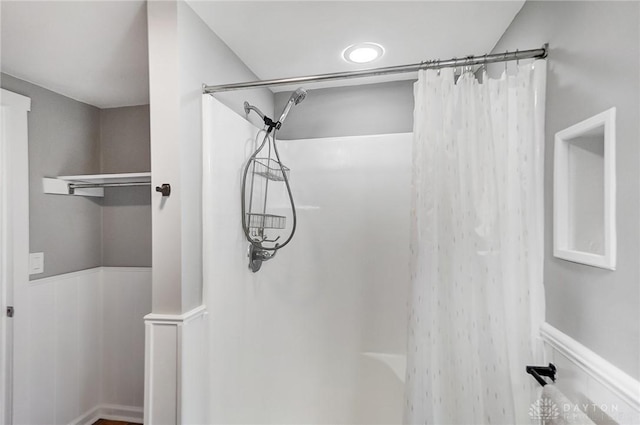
[405,61,547,424]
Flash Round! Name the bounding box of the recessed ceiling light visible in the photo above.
[342,42,385,64]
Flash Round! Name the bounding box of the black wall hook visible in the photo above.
[156,183,171,197]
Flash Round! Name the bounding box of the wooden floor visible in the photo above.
[92,420,142,425]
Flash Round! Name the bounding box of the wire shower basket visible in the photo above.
[246,213,286,230]
[252,157,290,181]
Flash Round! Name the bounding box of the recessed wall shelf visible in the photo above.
[43,172,151,197]
[554,108,616,270]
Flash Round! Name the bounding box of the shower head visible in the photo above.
[277,88,307,128]
[291,87,307,105]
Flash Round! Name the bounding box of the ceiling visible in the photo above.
[1,1,149,108]
[188,1,525,91]
[1,1,524,107]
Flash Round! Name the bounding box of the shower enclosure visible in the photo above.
[203,96,411,423]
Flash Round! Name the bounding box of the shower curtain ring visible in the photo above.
[465,55,473,76]
[504,50,508,73]
[437,59,441,76]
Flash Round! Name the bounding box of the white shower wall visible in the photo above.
[203,96,411,424]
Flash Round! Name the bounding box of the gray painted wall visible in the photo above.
[1,74,152,278]
[274,80,414,140]
[491,1,639,380]
[1,73,103,280]
[101,105,151,267]
[100,105,151,173]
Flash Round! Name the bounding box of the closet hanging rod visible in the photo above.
[203,44,548,93]
[68,182,150,190]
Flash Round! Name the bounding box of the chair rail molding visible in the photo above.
[540,322,640,414]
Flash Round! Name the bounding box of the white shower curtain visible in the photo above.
[405,61,547,425]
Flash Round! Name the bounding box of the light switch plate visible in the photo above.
[29,252,44,275]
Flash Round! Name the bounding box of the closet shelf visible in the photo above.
[42,172,151,197]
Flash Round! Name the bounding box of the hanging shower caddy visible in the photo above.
[241,88,306,272]
[244,152,289,243]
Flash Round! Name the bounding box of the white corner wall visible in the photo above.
[175,1,275,313]
[143,305,208,425]
[145,1,273,421]
[146,0,274,315]
[12,267,150,425]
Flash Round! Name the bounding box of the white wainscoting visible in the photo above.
[13,267,150,425]
[541,322,640,425]
[144,305,208,425]
[102,267,151,411]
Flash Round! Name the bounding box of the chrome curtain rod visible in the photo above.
[203,44,548,93]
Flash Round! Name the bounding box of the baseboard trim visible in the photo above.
[70,404,143,425]
[540,322,640,413]
[98,404,144,423]
[69,406,100,425]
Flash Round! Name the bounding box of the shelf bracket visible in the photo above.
[43,177,103,197]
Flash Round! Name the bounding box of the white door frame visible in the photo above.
[0,88,31,425]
